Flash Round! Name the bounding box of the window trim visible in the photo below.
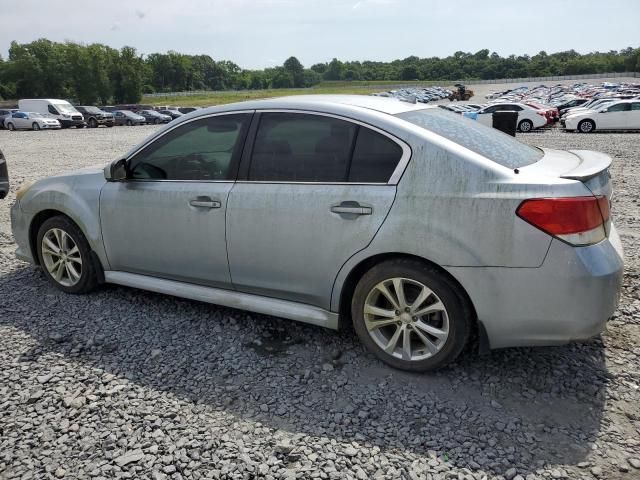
[124,110,255,183]
[236,109,411,186]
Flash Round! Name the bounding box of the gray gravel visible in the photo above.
[1,125,639,480]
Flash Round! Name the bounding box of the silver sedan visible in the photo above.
[5,111,61,131]
[10,95,624,371]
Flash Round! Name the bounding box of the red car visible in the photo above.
[525,102,559,124]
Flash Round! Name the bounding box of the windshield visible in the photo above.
[82,106,102,114]
[54,103,77,113]
[397,108,543,169]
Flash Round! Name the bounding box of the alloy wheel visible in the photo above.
[363,277,449,361]
[41,228,83,287]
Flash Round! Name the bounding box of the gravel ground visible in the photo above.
[0,125,639,480]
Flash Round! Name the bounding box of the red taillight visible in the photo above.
[517,196,608,245]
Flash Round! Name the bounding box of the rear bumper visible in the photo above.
[447,225,624,349]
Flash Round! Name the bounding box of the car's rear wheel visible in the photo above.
[518,119,533,132]
[32,122,40,131]
[88,118,98,128]
[351,259,471,372]
[6,122,15,131]
[578,119,595,133]
[36,216,98,294]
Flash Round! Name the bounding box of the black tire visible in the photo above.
[106,123,113,128]
[351,258,472,372]
[7,122,15,131]
[154,118,160,125]
[578,119,595,133]
[88,118,98,128]
[36,216,99,294]
[518,119,533,132]
[32,122,40,131]
[126,119,132,126]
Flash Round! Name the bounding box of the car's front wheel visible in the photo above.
[518,119,533,132]
[578,119,595,133]
[126,120,132,126]
[32,122,40,131]
[351,259,471,372]
[36,216,99,294]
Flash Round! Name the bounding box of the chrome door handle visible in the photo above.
[189,198,221,209]
[331,202,373,215]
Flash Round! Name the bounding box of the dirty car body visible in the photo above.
[11,95,624,371]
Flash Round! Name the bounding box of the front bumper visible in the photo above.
[10,200,35,263]
[59,119,86,128]
[447,225,624,349]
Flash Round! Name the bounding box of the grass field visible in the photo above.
[141,80,447,107]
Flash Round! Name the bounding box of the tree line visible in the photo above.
[0,38,638,104]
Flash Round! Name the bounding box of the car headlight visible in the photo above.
[16,181,35,201]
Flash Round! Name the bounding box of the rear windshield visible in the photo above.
[397,108,543,168]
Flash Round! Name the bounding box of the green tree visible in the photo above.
[283,56,304,87]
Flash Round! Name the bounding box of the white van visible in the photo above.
[17,99,86,128]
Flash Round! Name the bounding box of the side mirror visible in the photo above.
[104,158,128,182]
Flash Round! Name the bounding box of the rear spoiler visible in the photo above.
[560,150,612,181]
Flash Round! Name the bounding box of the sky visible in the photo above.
[1,0,638,69]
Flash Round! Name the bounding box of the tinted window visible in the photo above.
[349,128,403,182]
[632,103,640,111]
[397,108,543,169]
[129,114,250,181]
[607,103,631,112]
[249,113,357,182]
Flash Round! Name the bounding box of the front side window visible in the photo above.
[249,113,357,182]
[607,103,631,112]
[631,103,640,111]
[129,114,250,181]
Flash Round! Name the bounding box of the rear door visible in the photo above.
[631,102,640,129]
[226,111,409,309]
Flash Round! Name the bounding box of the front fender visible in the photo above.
[19,171,109,269]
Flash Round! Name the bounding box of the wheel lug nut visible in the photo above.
[396,321,402,326]
[395,310,400,315]
[404,307,410,312]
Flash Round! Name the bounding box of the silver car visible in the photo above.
[10,95,624,371]
[5,111,61,131]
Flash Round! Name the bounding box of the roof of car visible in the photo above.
[198,95,432,116]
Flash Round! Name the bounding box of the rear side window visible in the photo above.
[249,113,357,182]
[349,128,403,182]
[632,103,640,111]
[397,108,543,169]
[607,103,631,112]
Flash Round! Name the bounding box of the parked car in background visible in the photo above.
[137,110,172,124]
[158,109,184,120]
[4,112,61,131]
[557,98,589,116]
[75,106,115,128]
[474,103,547,132]
[18,99,85,128]
[563,99,640,132]
[0,108,18,129]
[0,148,8,200]
[113,110,146,126]
[10,96,623,372]
[178,107,199,114]
[524,102,558,124]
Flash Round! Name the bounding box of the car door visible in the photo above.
[600,102,631,129]
[13,112,29,129]
[476,105,497,126]
[100,112,252,288]
[631,102,640,129]
[226,111,409,310]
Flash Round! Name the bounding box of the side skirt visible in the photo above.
[104,271,340,330]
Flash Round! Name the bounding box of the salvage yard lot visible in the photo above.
[0,126,639,479]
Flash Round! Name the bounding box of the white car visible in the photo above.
[561,98,616,118]
[564,100,640,133]
[4,112,61,131]
[475,103,547,132]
